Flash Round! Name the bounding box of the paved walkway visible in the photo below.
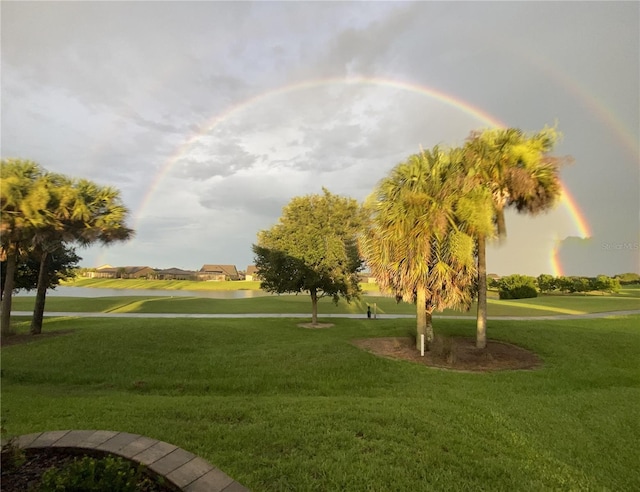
[11,309,640,320]
[11,430,249,492]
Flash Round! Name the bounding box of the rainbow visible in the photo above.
[135,77,508,224]
[134,76,592,274]
[550,243,564,277]
[508,45,640,163]
[558,182,591,239]
[549,183,592,277]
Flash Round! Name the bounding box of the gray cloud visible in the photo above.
[2,1,637,274]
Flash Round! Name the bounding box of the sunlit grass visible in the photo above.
[63,278,264,290]
[2,315,639,491]
[11,288,640,317]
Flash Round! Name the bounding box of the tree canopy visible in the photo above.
[0,159,133,336]
[0,244,80,296]
[463,126,568,348]
[253,188,364,324]
[360,146,493,349]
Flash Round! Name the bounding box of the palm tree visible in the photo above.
[1,160,134,336]
[1,159,49,336]
[360,146,492,350]
[29,175,133,334]
[463,126,566,348]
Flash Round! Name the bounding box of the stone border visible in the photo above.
[10,430,250,492]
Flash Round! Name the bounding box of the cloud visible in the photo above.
[2,1,637,275]
[556,236,640,277]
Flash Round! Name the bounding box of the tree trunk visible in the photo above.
[1,244,18,337]
[310,289,318,325]
[425,309,434,349]
[416,285,427,350]
[476,234,487,349]
[31,249,50,335]
[496,206,507,242]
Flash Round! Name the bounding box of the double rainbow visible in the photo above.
[135,76,592,274]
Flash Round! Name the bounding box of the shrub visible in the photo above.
[614,272,640,285]
[593,275,621,293]
[498,274,538,299]
[536,274,556,293]
[39,455,150,492]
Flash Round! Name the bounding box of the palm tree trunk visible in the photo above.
[476,234,487,349]
[425,309,434,349]
[31,249,50,335]
[416,285,427,350]
[1,244,18,337]
[496,206,507,241]
[310,289,318,325]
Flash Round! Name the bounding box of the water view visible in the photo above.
[14,286,275,299]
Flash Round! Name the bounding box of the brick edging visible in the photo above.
[10,430,250,492]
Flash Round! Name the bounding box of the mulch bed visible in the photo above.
[0,447,178,492]
[1,330,75,348]
[298,322,334,329]
[352,336,542,372]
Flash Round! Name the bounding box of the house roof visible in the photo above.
[200,264,239,276]
[123,266,155,274]
[246,265,258,275]
[156,268,195,275]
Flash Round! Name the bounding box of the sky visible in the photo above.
[2,1,638,277]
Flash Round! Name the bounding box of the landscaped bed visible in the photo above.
[1,447,177,492]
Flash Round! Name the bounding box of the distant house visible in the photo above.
[357,271,377,284]
[82,265,155,279]
[84,265,117,278]
[244,265,261,282]
[120,266,156,279]
[155,268,196,281]
[487,273,502,287]
[197,264,240,281]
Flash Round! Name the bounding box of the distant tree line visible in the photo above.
[489,273,624,299]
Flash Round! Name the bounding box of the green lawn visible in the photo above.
[11,288,640,317]
[2,315,639,490]
[64,277,383,292]
[63,277,265,291]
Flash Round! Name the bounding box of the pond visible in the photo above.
[13,286,275,299]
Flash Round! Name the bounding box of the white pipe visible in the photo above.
[421,334,425,357]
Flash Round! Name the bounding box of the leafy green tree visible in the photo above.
[536,273,557,293]
[1,244,80,294]
[463,126,567,348]
[487,277,501,289]
[613,273,639,285]
[360,147,493,350]
[556,276,574,293]
[497,274,538,299]
[592,275,620,293]
[253,189,364,325]
[571,276,591,294]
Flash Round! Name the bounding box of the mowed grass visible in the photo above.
[11,287,640,317]
[2,314,639,490]
[63,277,265,291]
[64,277,383,292]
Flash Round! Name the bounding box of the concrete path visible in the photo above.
[11,430,249,492]
[10,309,640,320]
